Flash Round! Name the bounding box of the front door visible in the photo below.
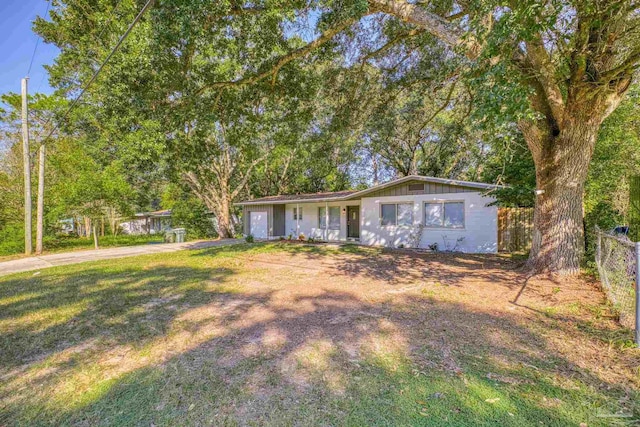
[347,206,360,239]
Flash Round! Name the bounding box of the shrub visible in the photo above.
[0,223,24,256]
[245,234,254,243]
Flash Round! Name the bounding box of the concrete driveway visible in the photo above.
[0,239,242,277]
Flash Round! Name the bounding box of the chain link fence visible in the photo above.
[595,227,639,341]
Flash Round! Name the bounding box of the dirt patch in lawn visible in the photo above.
[1,243,638,426]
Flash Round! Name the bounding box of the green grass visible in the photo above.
[0,234,164,258]
[0,243,638,426]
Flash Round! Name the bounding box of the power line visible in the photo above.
[26,0,51,77]
[39,0,155,145]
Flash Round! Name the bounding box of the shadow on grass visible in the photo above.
[0,243,637,426]
[200,242,528,289]
[0,264,236,370]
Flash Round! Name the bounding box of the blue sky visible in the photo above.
[0,0,59,96]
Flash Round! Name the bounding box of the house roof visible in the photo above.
[236,175,502,206]
[135,209,172,218]
[237,190,358,205]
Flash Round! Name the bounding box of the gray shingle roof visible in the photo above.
[236,175,502,206]
[237,190,358,205]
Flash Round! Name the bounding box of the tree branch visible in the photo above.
[368,0,481,58]
[523,37,565,126]
[195,19,356,96]
[230,152,269,200]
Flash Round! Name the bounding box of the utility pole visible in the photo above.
[21,78,32,255]
[36,143,45,254]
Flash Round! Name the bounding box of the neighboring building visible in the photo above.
[236,175,501,253]
[120,210,173,235]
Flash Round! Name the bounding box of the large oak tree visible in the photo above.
[365,0,639,274]
[197,0,639,274]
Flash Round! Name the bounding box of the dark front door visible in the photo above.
[347,206,360,239]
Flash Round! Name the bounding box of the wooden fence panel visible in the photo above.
[498,207,534,252]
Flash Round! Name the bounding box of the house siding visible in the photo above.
[365,179,477,198]
[243,204,275,237]
[359,192,498,253]
[284,201,360,241]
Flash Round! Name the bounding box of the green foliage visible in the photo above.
[0,223,25,256]
[47,138,135,221]
[163,185,217,239]
[245,234,254,243]
[0,227,164,257]
[481,134,536,207]
[584,83,640,251]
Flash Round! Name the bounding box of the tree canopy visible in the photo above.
[0,0,638,270]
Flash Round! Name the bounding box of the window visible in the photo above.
[397,203,413,226]
[319,207,326,228]
[381,204,396,226]
[319,206,341,229]
[381,203,413,226]
[293,207,302,220]
[424,201,464,228]
[408,183,425,192]
[329,207,340,229]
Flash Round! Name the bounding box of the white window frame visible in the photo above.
[380,203,414,227]
[423,200,465,229]
[293,207,302,220]
[318,207,327,229]
[328,206,340,230]
[318,206,340,230]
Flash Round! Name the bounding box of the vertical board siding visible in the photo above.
[366,180,476,198]
[243,204,274,237]
[498,207,534,252]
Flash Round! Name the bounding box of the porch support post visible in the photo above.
[325,201,329,241]
[296,203,300,237]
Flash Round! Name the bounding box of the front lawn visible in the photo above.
[0,243,638,426]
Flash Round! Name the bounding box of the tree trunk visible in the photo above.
[215,197,234,238]
[93,223,99,249]
[84,217,91,238]
[525,112,600,275]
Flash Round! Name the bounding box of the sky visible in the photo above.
[0,0,59,96]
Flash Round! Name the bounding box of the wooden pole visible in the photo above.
[35,143,45,254]
[21,78,32,255]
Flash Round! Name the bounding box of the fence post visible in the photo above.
[635,241,640,347]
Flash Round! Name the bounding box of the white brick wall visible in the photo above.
[284,201,360,241]
[359,192,498,253]
[278,192,497,253]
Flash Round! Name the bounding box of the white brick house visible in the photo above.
[236,175,500,253]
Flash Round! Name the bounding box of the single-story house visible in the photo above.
[236,175,501,253]
[120,209,173,235]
